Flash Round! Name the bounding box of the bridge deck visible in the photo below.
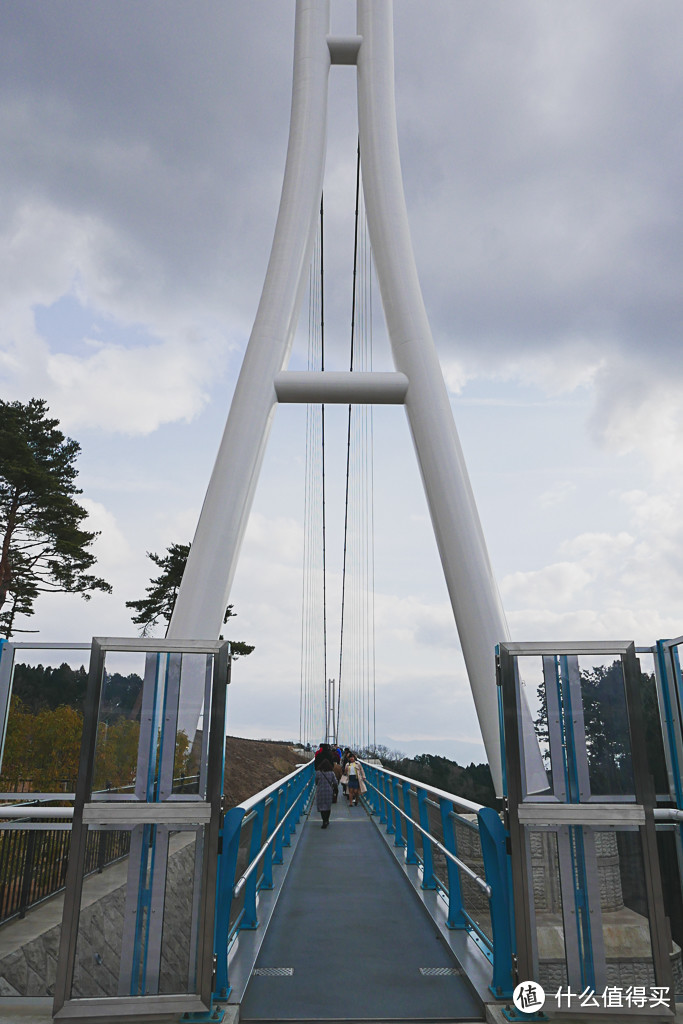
[239,798,484,1022]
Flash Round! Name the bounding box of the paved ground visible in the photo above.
[239,797,484,1022]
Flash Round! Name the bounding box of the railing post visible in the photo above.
[97,828,107,873]
[242,801,265,929]
[273,787,286,864]
[303,763,314,813]
[478,807,514,999]
[214,806,245,1000]
[385,774,395,834]
[18,829,36,919]
[261,796,278,891]
[402,782,418,864]
[288,777,300,836]
[364,765,377,814]
[392,778,405,847]
[378,771,388,825]
[439,798,466,929]
[417,789,436,889]
[282,781,293,847]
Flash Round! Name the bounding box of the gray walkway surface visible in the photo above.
[239,799,484,1022]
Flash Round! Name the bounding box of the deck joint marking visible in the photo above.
[253,967,294,976]
[419,966,463,976]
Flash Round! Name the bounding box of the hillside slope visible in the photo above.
[223,736,307,808]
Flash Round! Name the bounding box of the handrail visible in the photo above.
[361,760,515,1000]
[359,759,484,814]
[214,759,315,1001]
[0,806,74,819]
[362,777,491,896]
[654,807,683,822]
[0,773,204,815]
[233,794,305,896]
[0,792,76,802]
[237,758,314,815]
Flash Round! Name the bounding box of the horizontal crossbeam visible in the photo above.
[274,370,408,404]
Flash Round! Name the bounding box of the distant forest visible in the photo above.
[373,748,498,807]
[4,660,672,808]
[10,662,142,720]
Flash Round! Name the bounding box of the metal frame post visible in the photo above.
[439,798,466,930]
[417,788,436,890]
[401,781,417,864]
[378,771,388,826]
[214,807,246,1001]
[242,802,264,930]
[391,777,405,848]
[478,806,514,999]
[261,796,278,891]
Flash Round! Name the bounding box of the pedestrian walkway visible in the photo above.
[239,797,484,1022]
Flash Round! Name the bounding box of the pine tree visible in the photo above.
[0,398,111,637]
[125,543,190,636]
[126,543,254,657]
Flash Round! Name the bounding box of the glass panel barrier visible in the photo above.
[0,643,91,796]
[529,829,568,991]
[53,638,229,1023]
[499,641,675,1015]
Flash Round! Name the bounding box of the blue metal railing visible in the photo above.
[360,761,514,1000]
[213,759,315,1000]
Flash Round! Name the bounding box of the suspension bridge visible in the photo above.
[1,3,683,1023]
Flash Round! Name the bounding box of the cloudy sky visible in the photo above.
[2,1,683,763]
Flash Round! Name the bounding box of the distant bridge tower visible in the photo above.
[170,1,509,793]
[326,678,337,746]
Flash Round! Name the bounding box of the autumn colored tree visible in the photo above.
[0,697,82,790]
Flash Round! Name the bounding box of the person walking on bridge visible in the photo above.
[346,754,366,807]
[315,758,338,829]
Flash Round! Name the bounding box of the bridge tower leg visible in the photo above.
[169,0,512,794]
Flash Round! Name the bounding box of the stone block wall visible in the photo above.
[0,833,198,999]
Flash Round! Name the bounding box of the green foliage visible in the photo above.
[222,604,255,658]
[126,543,190,636]
[126,542,255,657]
[11,662,89,714]
[1,694,195,796]
[0,696,82,790]
[100,671,144,718]
[92,718,141,792]
[371,746,498,807]
[0,398,111,637]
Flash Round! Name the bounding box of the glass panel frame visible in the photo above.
[499,640,674,1015]
[53,637,230,1022]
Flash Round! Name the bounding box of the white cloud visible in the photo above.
[80,499,133,575]
[502,561,593,608]
[45,335,216,435]
[590,365,683,476]
[539,481,576,509]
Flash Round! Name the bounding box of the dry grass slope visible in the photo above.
[223,735,307,808]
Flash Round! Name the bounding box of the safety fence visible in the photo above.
[213,760,315,1000]
[0,775,201,925]
[0,809,129,924]
[360,761,514,1000]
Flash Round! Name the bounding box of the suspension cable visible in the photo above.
[320,194,328,739]
[337,142,361,740]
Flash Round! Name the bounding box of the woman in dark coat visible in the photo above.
[315,758,338,829]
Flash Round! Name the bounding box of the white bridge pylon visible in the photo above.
[170,1,509,793]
